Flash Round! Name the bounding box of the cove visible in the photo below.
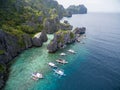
[5,13,120,90]
[5,32,88,90]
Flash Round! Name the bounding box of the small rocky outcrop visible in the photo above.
[47,30,75,53]
[32,30,48,47]
[47,39,58,53]
[59,21,73,30]
[73,27,86,34]
[67,4,87,14]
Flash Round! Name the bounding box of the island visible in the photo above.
[67,4,87,14]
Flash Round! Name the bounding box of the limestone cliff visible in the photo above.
[59,20,73,30]
[47,30,75,53]
[0,30,47,89]
[67,4,87,14]
[32,30,48,46]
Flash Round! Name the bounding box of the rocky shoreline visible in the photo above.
[47,26,86,53]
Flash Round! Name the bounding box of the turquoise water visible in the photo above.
[5,13,120,90]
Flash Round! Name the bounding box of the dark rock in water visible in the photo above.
[32,33,43,47]
[67,4,87,14]
[73,27,86,34]
[32,31,48,47]
[64,20,68,24]
[47,39,58,53]
[40,30,48,42]
[47,30,75,53]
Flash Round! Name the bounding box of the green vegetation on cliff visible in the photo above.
[0,64,5,72]
[0,50,5,55]
[0,0,67,36]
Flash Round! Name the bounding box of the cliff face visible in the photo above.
[0,29,48,89]
[44,16,60,34]
[47,27,86,53]
[73,27,86,35]
[67,4,87,14]
[59,21,73,30]
[32,30,48,46]
[47,30,75,53]
[0,30,32,88]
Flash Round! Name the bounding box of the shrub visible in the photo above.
[0,64,5,72]
[0,50,5,55]
[20,25,35,34]
[70,32,75,39]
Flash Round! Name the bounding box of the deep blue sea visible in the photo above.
[5,13,120,90]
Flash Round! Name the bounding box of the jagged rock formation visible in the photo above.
[32,30,48,46]
[59,20,73,30]
[47,30,75,53]
[40,30,48,42]
[67,4,87,14]
[43,17,60,34]
[73,27,86,34]
[47,27,86,53]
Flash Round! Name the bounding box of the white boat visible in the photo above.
[32,72,43,80]
[60,53,66,56]
[48,62,57,68]
[53,69,65,76]
[56,58,68,64]
[68,49,76,54]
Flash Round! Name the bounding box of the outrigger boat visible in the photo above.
[60,53,66,56]
[48,62,57,68]
[53,69,66,76]
[31,72,43,80]
[56,58,68,64]
[67,49,76,54]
